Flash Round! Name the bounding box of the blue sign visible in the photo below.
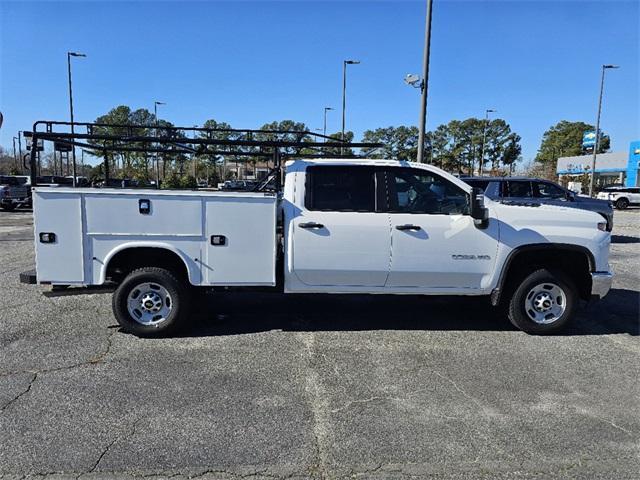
[583,130,597,148]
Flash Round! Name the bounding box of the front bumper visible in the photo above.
[591,271,613,299]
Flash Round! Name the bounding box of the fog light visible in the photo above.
[597,222,607,232]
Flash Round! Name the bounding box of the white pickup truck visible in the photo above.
[23,159,613,335]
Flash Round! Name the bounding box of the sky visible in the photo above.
[1,0,638,166]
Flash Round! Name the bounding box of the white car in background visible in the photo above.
[597,186,640,210]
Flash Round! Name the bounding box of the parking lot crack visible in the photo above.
[89,327,117,364]
[78,416,145,478]
[0,327,117,379]
[0,372,37,412]
[433,370,485,411]
[330,388,429,414]
[296,332,331,479]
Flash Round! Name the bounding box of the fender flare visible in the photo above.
[99,241,199,285]
[490,243,595,306]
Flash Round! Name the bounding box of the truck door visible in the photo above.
[291,165,391,287]
[384,167,499,290]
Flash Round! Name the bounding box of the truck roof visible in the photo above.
[285,158,473,192]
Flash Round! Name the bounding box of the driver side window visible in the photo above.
[386,168,469,215]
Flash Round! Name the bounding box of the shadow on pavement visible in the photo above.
[174,288,639,338]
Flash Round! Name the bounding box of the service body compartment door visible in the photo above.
[204,195,277,285]
[33,190,85,284]
[84,193,202,236]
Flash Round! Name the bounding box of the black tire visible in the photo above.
[615,197,629,210]
[1,203,16,211]
[112,267,190,337]
[507,268,577,334]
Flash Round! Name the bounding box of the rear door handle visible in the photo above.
[395,224,421,231]
[299,222,324,229]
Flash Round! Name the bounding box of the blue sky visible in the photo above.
[1,0,638,165]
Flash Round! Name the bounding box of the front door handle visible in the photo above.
[395,224,421,231]
[299,222,325,229]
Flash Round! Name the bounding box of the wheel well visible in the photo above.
[106,247,189,284]
[500,247,593,302]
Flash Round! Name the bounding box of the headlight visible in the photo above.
[597,222,607,231]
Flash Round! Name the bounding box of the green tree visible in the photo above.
[180,175,198,189]
[361,126,418,160]
[536,120,610,165]
[323,131,354,157]
[199,119,241,179]
[426,118,522,174]
[501,135,522,174]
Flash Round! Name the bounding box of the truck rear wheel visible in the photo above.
[507,268,577,334]
[112,267,190,337]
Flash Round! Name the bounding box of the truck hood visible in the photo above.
[487,197,605,230]
[573,195,612,210]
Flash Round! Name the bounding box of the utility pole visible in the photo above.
[479,109,496,175]
[341,60,360,154]
[417,0,434,163]
[67,52,86,187]
[589,64,619,197]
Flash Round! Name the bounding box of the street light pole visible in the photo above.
[193,125,198,178]
[12,137,17,168]
[153,101,165,189]
[417,0,434,163]
[67,51,86,187]
[341,60,360,154]
[323,107,334,140]
[479,109,496,175]
[17,132,23,174]
[589,64,619,197]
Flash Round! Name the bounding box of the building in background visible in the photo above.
[557,140,640,189]
[625,141,640,187]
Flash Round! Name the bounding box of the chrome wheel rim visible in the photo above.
[127,282,172,325]
[525,282,566,324]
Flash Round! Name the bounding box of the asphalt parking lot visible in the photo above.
[1,209,639,479]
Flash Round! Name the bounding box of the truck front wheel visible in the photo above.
[112,267,190,337]
[507,268,577,334]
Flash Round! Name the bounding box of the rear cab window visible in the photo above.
[505,181,533,198]
[305,166,377,212]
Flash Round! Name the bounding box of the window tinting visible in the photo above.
[387,169,469,215]
[464,179,490,191]
[506,181,533,198]
[534,182,566,199]
[306,166,375,212]
[0,176,19,186]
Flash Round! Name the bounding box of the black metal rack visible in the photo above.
[25,120,383,191]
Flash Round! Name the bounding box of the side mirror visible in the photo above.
[470,187,489,229]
